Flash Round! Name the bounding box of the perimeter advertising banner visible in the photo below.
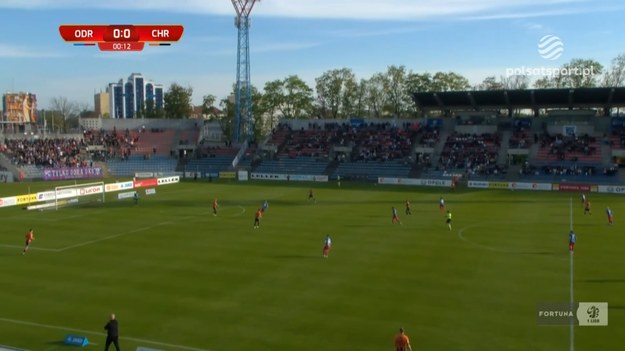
[3,93,37,123]
[134,178,158,188]
[43,167,103,181]
[597,185,625,194]
[378,177,452,187]
[553,183,596,192]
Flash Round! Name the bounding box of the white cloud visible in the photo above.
[0,43,64,58]
[1,0,617,21]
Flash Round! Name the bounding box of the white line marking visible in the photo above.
[0,244,59,252]
[234,205,246,216]
[0,344,30,351]
[1,202,247,253]
[57,219,181,252]
[0,317,210,351]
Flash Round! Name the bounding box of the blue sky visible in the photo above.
[0,0,623,110]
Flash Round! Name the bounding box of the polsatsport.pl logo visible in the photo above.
[505,34,596,79]
[505,65,598,78]
[537,35,564,61]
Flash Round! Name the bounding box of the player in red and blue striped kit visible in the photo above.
[569,230,576,252]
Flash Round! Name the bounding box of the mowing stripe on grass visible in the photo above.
[0,317,210,351]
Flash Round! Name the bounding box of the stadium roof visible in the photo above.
[413,87,625,113]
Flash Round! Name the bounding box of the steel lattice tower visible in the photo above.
[231,0,258,143]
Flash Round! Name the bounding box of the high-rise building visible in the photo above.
[94,91,110,117]
[107,73,164,119]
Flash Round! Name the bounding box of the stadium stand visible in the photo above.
[438,132,504,177]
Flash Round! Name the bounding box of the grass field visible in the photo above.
[0,180,623,351]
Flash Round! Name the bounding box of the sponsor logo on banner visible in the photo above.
[157,176,180,185]
[598,185,625,194]
[251,173,288,180]
[134,172,154,178]
[134,178,158,188]
[313,175,329,182]
[378,178,451,186]
[536,302,608,326]
[556,183,591,192]
[488,182,509,189]
[16,194,38,205]
[0,196,17,207]
[219,171,237,179]
[37,191,57,201]
[238,170,249,181]
[104,181,134,193]
[64,334,89,347]
[577,302,608,326]
[418,179,452,187]
[43,167,102,180]
[1,197,12,207]
[145,188,156,195]
[79,185,103,196]
[105,183,120,192]
[118,191,136,200]
[468,181,489,188]
[507,182,552,191]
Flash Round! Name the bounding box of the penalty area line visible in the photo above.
[0,244,59,252]
[0,317,210,351]
[57,216,194,252]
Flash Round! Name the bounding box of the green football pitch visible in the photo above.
[0,180,623,351]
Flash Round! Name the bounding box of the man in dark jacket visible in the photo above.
[104,313,120,351]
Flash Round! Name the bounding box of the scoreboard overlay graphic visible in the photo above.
[59,25,184,51]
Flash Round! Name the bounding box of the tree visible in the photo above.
[281,75,314,119]
[603,53,625,87]
[251,86,266,141]
[431,72,471,92]
[201,94,217,119]
[218,84,265,142]
[353,79,369,118]
[501,75,530,90]
[260,79,284,130]
[475,76,504,90]
[533,58,603,88]
[383,65,410,118]
[405,72,433,93]
[364,73,387,118]
[50,96,79,132]
[145,99,156,118]
[164,83,193,118]
[315,68,357,119]
[78,103,97,118]
[559,59,603,88]
[218,96,235,143]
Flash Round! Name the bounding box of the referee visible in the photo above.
[104,313,121,351]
